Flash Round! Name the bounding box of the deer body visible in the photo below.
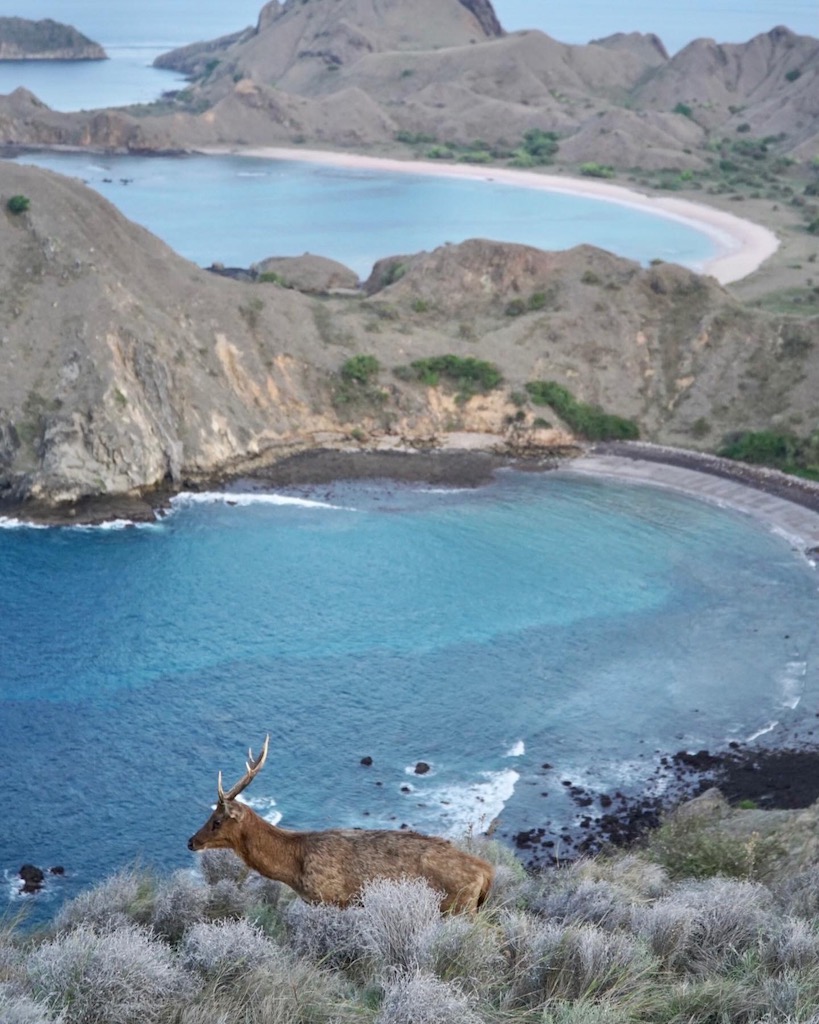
[188,738,494,914]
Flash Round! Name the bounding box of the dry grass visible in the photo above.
[6,842,819,1023]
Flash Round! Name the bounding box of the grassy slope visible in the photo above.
[5,816,819,1023]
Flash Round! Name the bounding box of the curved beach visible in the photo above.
[207,146,780,285]
[566,445,819,552]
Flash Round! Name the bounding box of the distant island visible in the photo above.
[0,16,107,61]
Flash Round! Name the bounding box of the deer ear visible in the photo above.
[223,799,243,820]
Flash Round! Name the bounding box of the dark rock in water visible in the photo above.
[674,749,722,771]
[414,761,430,775]
[49,865,65,875]
[360,755,373,766]
[19,863,45,892]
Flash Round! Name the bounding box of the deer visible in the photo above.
[187,736,494,914]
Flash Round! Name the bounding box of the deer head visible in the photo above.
[187,736,270,852]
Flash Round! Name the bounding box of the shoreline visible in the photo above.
[200,145,781,285]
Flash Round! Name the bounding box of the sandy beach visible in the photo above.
[203,145,781,285]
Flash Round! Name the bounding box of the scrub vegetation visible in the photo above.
[6,834,819,1023]
[395,355,503,401]
[525,381,640,441]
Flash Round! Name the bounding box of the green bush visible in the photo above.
[718,429,819,480]
[6,194,30,214]
[646,817,781,881]
[579,163,615,179]
[400,355,503,399]
[341,354,380,385]
[525,380,639,440]
[673,102,693,118]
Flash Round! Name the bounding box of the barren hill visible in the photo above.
[0,0,816,180]
[1,160,817,517]
[0,16,106,61]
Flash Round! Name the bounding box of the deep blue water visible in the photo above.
[15,151,717,276]
[2,472,817,922]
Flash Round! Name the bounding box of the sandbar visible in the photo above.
[202,145,780,285]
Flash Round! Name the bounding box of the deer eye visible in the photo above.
[211,818,222,831]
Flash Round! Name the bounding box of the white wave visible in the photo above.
[170,490,353,512]
[746,720,779,742]
[505,740,525,758]
[236,172,269,178]
[779,661,806,710]
[427,768,520,838]
[242,794,283,827]
[0,516,47,530]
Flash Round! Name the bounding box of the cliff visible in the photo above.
[2,160,817,517]
[0,17,106,61]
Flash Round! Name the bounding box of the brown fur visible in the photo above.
[188,801,494,913]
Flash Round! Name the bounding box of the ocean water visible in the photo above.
[2,472,818,922]
[2,1,818,927]
[15,150,718,275]
[0,1,814,110]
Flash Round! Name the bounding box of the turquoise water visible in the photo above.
[2,473,817,921]
[15,151,717,275]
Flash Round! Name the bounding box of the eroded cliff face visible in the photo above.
[1,162,817,514]
[0,162,570,511]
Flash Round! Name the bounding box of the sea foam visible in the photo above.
[426,768,520,838]
[170,491,354,512]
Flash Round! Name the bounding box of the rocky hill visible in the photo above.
[0,1,816,175]
[0,17,106,61]
[1,160,817,518]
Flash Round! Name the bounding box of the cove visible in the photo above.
[1,470,817,923]
[13,151,718,277]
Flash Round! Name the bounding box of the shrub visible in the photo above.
[55,869,155,932]
[580,163,615,179]
[6,195,30,215]
[0,985,56,1024]
[718,430,797,469]
[199,848,247,886]
[341,354,380,385]
[785,68,802,82]
[357,877,443,976]
[150,871,208,942]
[376,970,482,1024]
[673,103,693,118]
[525,380,639,441]
[181,919,281,981]
[402,355,503,398]
[285,899,362,970]
[27,924,193,1024]
[504,298,527,316]
[512,129,559,167]
[646,814,782,881]
[631,877,775,975]
[427,915,507,997]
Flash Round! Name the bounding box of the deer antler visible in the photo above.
[217,735,270,804]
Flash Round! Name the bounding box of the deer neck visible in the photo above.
[235,808,303,889]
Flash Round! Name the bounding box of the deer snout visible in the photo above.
[187,836,198,851]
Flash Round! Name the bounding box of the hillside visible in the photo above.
[1,159,818,517]
[0,16,106,61]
